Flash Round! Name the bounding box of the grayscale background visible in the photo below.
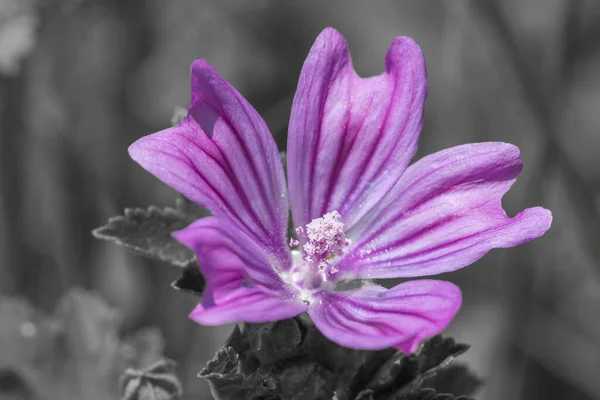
[1,1,599,399]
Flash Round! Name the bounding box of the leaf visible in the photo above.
[199,317,477,400]
[244,318,304,366]
[170,262,205,296]
[92,198,204,268]
[271,360,332,400]
[396,388,474,400]
[199,347,278,400]
[119,359,183,400]
[364,336,469,398]
[415,336,470,376]
[422,364,482,398]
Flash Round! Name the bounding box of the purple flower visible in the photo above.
[128,28,552,353]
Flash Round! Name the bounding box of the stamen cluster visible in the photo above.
[303,210,347,262]
[288,211,351,286]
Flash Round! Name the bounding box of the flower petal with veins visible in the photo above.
[336,142,552,280]
[130,28,552,351]
[287,28,427,231]
[129,61,290,266]
[173,217,306,325]
[308,280,461,353]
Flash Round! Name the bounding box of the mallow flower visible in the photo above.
[129,28,552,353]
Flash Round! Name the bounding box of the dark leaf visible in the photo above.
[365,352,417,394]
[354,390,375,400]
[415,336,470,376]
[201,317,476,400]
[422,364,482,398]
[365,336,469,397]
[245,318,304,366]
[92,204,199,267]
[223,325,248,355]
[199,347,278,400]
[396,388,474,400]
[341,349,397,395]
[170,262,205,296]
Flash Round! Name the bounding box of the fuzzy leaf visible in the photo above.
[200,317,476,400]
[93,197,206,268]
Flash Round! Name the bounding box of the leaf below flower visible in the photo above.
[199,316,477,400]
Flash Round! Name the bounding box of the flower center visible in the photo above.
[285,211,350,301]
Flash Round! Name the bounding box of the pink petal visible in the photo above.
[308,280,461,353]
[129,60,289,264]
[189,289,306,325]
[287,28,427,231]
[336,142,552,279]
[173,217,307,325]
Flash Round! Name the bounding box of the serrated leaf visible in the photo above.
[199,347,278,400]
[93,204,198,267]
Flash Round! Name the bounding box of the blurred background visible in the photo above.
[1,0,599,399]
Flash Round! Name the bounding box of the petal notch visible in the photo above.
[130,61,289,263]
[287,28,427,231]
[338,142,552,279]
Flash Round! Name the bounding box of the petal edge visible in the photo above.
[308,280,461,353]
